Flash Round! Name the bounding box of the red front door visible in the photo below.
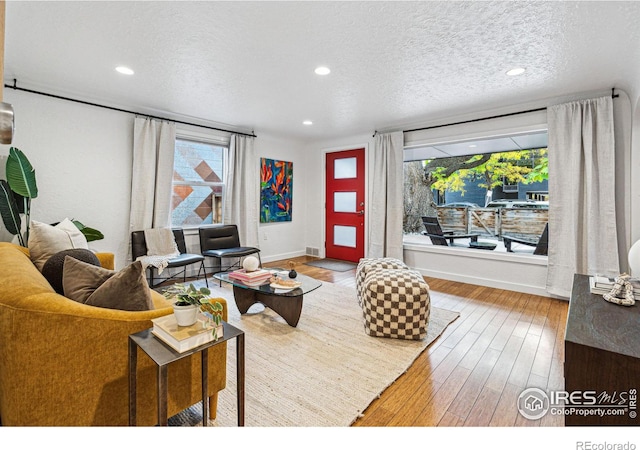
[325,148,365,262]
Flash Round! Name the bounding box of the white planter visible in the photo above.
[173,304,199,326]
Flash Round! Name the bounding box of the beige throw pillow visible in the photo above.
[63,257,154,311]
[29,218,89,270]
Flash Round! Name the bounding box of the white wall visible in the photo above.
[254,133,308,263]
[302,133,375,258]
[0,90,304,270]
[1,89,134,266]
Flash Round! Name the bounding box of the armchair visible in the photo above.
[199,224,261,276]
[131,228,208,288]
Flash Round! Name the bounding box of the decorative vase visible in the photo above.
[173,303,199,326]
[288,269,297,279]
[243,256,260,272]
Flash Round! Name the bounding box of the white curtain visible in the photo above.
[129,117,176,232]
[547,96,620,297]
[368,131,404,260]
[224,134,259,247]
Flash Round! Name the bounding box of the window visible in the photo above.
[171,138,226,227]
[403,130,549,254]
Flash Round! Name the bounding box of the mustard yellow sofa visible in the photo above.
[0,242,228,426]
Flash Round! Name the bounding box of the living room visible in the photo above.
[1,0,639,447]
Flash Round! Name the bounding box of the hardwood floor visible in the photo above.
[264,256,568,427]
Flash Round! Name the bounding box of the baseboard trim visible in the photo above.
[414,267,559,298]
[260,250,307,264]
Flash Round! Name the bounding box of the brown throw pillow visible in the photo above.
[63,256,113,303]
[63,257,154,311]
[42,249,101,294]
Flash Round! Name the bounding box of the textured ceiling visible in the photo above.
[4,1,640,141]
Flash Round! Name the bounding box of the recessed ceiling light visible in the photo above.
[314,66,331,75]
[506,67,526,76]
[115,66,134,75]
[469,144,477,148]
[303,120,313,126]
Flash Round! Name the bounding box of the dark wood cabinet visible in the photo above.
[564,274,640,426]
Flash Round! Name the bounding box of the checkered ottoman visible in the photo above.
[356,259,430,340]
[356,257,408,307]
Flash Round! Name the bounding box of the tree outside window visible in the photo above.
[403,148,548,233]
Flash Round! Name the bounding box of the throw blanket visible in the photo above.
[136,228,180,275]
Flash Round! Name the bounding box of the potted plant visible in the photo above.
[199,297,224,340]
[0,147,104,245]
[0,147,38,246]
[162,283,224,336]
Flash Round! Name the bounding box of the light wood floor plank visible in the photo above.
[463,385,503,426]
[257,256,568,427]
[447,347,501,419]
[409,365,472,426]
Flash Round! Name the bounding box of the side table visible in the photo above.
[129,321,245,426]
[564,274,640,426]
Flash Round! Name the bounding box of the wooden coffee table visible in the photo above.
[214,270,322,327]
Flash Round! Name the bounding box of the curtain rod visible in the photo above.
[374,88,619,137]
[4,79,257,138]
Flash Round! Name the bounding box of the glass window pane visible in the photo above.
[171,185,223,226]
[174,139,224,183]
[334,225,357,248]
[334,157,357,179]
[334,192,357,212]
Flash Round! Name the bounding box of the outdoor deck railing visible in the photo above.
[435,206,548,239]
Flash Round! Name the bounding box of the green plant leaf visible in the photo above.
[80,226,104,242]
[0,179,23,239]
[6,147,38,199]
[71,219,104,242]
[72,219,86,230]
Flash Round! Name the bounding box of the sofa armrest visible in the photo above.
[95,252,115,270]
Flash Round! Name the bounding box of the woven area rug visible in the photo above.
[169,281,459,427]
[304,258,358,272]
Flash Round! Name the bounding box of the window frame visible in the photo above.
[171,130,230,229]
[402,129,549,259]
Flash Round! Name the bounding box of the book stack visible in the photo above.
[151,313,223,353]
[589,275,640,299]
[228,268,272,286]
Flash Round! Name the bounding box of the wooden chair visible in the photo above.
[503,223,548,255]
[131,228,208,288]
[421,216,479,246]
[199,224,261,276]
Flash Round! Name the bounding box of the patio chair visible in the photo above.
[421,216,479,246]
[503,223,548,255]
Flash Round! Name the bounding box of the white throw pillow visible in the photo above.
[28,218,89,271]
